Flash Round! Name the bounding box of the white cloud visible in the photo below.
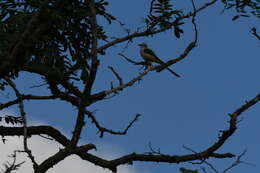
[0,136,138,173]
[0,111,141,173]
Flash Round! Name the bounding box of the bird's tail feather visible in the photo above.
[166,68,181,77]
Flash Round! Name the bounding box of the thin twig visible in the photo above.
[38,134,54,141]
[108,66,123,85]
[191,0,198,43]
[29,83,48,89]
[85,110,140,138]
[4,77,38,169]
[222,150,255,173]
[104,66,152,96]
[250,27,260,40]
[2,151,25,173]
[183,145,220,173]
[118,53,147,66]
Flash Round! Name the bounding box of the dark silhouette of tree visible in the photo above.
[0,0,259,173]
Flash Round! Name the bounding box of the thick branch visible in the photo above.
[70,106,85,147]
[0,126,70,146]
[69,0,99,147]
[0,95,57,110]
[36,144,96,173]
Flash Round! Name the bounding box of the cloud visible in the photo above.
[0,136,137,173]
[0,111,141,173]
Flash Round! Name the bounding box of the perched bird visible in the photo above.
[138,43,180,77]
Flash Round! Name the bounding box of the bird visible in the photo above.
[138,43,180,77]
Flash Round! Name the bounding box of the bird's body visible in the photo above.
[138,43,180,77]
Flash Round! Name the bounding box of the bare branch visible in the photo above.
[76,93,260,172]
[156,41,196,72]
[191,0,198,43]
[88,67,155,103]
[183,145,220,173]
[118,53,148,66]
[108,66,123,86]
[36,144,96,173]
[1,89,258,173]
[222,150,255,173]
[2,151,25,173]
[85,110,140,138]
[4,78,38,168]
[0,95,57,110]
[0,126,70,146]
[250,27,260,40]
[104,66,152,96]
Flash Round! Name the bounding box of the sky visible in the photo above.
[0,0,259,173]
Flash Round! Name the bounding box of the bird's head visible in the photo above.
[138,43,148,48]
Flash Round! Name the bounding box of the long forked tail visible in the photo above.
[166,68,181,77]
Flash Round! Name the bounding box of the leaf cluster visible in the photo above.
[0,0,115,80]
[145,0,184,38]
[221,0,260,20]
[0,80,7,91]
[179,167,199,173]
[0,115,23,125]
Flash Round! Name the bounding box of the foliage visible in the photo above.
[221,0,260,20]
[0,115,23,125]
[0,0,115,80]
[145,0,184,38]
[179,167,199,173]
[0,80,7,91]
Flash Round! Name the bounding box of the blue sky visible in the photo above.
[0,0,259,173]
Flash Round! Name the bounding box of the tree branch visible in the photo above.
[97,0,218,53]
[77,93,260,172]
[0,95,57,110]
[88,66,156,101]
[1,90,259,173]
[4,77,38,168]
[108,66,123,86]
[70,0,99,147]
[0,125,70,146]
[85,110,140,138]
[250,27,260,40]
[35,144,96,173]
